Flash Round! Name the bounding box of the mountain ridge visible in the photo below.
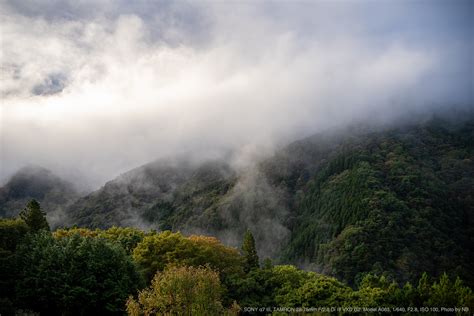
[0,165,79,225]
[1,116,473,286]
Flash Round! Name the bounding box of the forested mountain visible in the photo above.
[0,166,79,223]
[1,117,473,288]
[277,119,474,286]
[67,159,237,230]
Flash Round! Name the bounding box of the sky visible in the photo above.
[1,0,473,188]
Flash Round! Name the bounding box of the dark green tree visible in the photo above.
[15,232,144,315]
[0,218,28,315]
[19,200,50,232]
[416,272,431,305]
[242,229,259,272]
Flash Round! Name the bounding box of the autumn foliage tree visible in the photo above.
[132,231,243,282]
[126,265,232,316]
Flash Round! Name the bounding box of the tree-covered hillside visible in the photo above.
[0,166,79,223]
[58,117,474,287]
[67,159,237,230]
[1,117,473,289]
[278,119,474,287]
[1,206,473,315]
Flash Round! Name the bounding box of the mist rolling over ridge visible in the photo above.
[1,1,474,314]
[1,0,472,188]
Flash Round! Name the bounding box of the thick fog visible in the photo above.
[1,0,472,188]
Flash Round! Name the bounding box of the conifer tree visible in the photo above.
[241,229,259,272]
[19,200,50,232]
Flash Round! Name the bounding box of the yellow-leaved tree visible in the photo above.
[126,265,239,316]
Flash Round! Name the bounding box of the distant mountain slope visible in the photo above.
[0,166,79,225]
[278,119,474,286]
[67,159,238,230]
[4,116,472,286]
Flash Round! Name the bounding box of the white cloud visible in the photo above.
[0,1,471,187]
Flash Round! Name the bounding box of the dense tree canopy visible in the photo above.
[132,231,243,282]
[0,218,28,315]
[281,120,474,286]
[0,205,473,315]
[54,226,145,254]
[15,231,144,315]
